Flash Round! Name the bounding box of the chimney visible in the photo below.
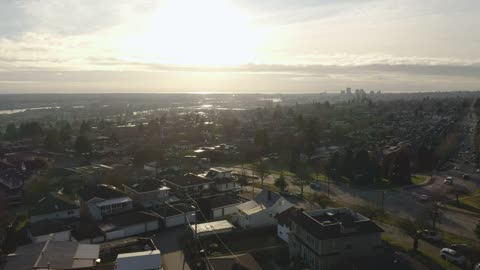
[267,190,272,201]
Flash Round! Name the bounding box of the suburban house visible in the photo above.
[3,240,100,270]
[275,207,302,243]
[116,249,162,270]
[164,173,214,197]
[29,219,74,243]
[235,190,294,229]
[199,168,241,193]
[197,195,242,220]
[151,203,196,229]
[30,192,80,223]
[97,210,160,241]
[79,184,133,221]
[289,208,384,270]
[123,178,172,207]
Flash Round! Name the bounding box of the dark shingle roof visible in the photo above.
[198,195,241,210]
[79,184,127,201]
[30,219,71,236]
[98,211,159,232]
[151,203,195,218]
[166,173,214,188]
[30,193,78,216]
[209,253,262,270]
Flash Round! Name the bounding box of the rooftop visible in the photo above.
[3,241,99,270]
[151,203,196,218]
[209,253,262,270]
[166,173,214,188]
[30,192,78,216]
[98,211,159,232]
[190,220,235,237]
[79,184,128,201]
[29,219,72,236]
[292,208,384,240]
[125,179,170,193]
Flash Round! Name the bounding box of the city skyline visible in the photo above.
[1,0,480,93]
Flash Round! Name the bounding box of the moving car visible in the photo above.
[417,230,441,242]
[440,248,466,266]
[419,194,429,202]
[444,176,453,185]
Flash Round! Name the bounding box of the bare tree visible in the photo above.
[254,160,269,188]
[397,217,427,251]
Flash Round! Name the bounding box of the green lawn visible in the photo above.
[411,175,428,185]
[461,194,480,209]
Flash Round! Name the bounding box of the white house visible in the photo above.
[79,184,133,221]
[235,190,293,229]
[116,250,162,270]
[199,168,241,193]
[30,193,80,223]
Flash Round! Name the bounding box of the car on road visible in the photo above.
[440,248,466,266]
[476,168,480,173]
[309,182,321,190]
[419,194,429,202]
[417,230,441,242]
[444,176,453,185]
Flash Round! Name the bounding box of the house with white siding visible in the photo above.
[79,184,133,221]
[235,190,293,229]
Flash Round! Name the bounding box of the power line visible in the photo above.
[184,193,241,264]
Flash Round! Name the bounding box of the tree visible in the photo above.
[293,165,311,197]
[423,204,442,231]
[59,122,72,143]
[254,160,269,188]
[3,123,17,141]
[475,222,480,240]
[397,217,426,251]
[79,120,91,135]
[274,172,288,192]
[312,193,332,209]
[44,128,60,151]
[75,136,91,154]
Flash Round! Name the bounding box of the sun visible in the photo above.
[119,0,259,66]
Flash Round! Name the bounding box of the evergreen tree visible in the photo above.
[75,135,91,154]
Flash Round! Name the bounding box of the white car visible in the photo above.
[475,262,480,270]
[444,177,453,185]
[440,248,466,265]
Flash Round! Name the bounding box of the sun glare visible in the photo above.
[119,0,259,66]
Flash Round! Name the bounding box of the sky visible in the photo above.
[0,0,479,93]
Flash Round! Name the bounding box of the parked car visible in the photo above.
[440,248,466,266]
[309,182,321,190]
[474,262,480,270]
[476,168,480,173]
[462,174,470,179]
[417,230,441,242]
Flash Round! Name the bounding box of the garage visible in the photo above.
[99,211,160,241]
